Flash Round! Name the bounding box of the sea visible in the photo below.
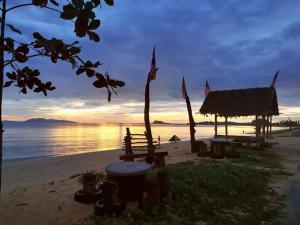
[3,124,284,160]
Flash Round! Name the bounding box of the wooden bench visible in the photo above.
[123,128,160,153]
[121,127,168,167]
[119,152,168,167]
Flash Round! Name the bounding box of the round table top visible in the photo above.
[209,138,231,143]
[105,161,152,177]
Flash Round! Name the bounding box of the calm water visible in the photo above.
[3,124,283,160]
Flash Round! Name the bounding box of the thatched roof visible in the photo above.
[200,87,279,117]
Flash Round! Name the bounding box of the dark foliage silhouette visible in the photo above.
[0,0,125,192]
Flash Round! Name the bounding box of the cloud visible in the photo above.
[4,0,300,122]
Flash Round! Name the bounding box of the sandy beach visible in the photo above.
[0,131,299,225]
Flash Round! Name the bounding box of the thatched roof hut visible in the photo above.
[200,87,279,117]
[199,87,279,138]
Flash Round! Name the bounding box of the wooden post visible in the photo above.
[185,95,197,153]
[255,115,258,138]
[266,116,269,139]
[214,114,218,137]
[262,115,266,137]
[144,79,154,153]
[124,127,133,156]
[270,116,273,138]
[225,116,228,139]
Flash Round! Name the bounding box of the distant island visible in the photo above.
[3,118,77,127]
[153,120,258,126]
[153,120,170,125]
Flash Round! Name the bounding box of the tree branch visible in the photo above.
[4,53,81,69]
[4,53,43,67]
[6,4,62,13]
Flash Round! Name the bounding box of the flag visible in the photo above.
[182,77,187,99]
[205,80,211,96]
[270,70,279,87]
[148,46,158,81]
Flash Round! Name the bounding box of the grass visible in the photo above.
[277,128,300,137]
[74,149,289,225]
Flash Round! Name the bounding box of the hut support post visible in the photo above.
[185,95,197,153]
[214,114,218,138]
[255,115,259,148]
[262,115,266,138]
[144,79,154,153]
[266,116,270,139]
[270,116,273,138]
[225,116,228,139]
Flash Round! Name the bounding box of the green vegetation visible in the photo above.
[277,128,300,137]
[75,150,289,225]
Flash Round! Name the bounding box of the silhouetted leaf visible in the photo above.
[21,88,27,94]
[76,67,85,75]
[107,89,112,102]
[95,72,105,80]
[104,0,114,6]
[93,79,107,88]
[89,20,100,30]
[6,72,17,80]
[16,45,29,54]
[69,46,81,55]
[6,24,22,34]
[72,0,84,8]
[108,79,125,88]
[15,52,28,63]
[86,68,95,77]
[33,32,45,41]
[4,38,14,52]
[49,0,59,6]
[61,4,78,20]
[91,0,100,7]
[87,31,100,42]
[3,81,14,88]
[32,0,48,7]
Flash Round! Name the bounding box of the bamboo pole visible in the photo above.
[215,114,218,137]
[225,116,228,139]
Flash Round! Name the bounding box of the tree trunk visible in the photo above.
[185,95,196,153]
[144,79,153,153]
[214,114,218,137]
[0,0,7,194]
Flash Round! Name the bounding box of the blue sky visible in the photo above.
[4,0,300,123]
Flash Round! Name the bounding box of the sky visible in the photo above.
[4,0,300,123]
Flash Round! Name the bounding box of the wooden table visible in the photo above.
[209,138,231,158]
[105,161,152,209]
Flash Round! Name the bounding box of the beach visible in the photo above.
[0,130,300,225]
